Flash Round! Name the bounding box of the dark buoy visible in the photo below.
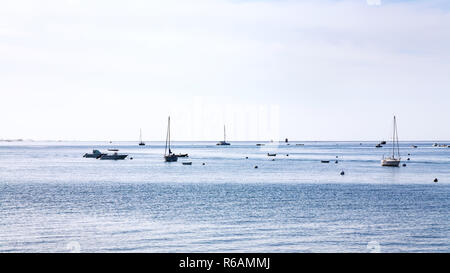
[130,157,133,160]
[286,154,289,156]
[336,156,338,158]
[254,166,258,169]
[272,159,275,161]
[202,163,205,165]
[335,160,338,164]
[407,158,410,161]
[434,178,438,183]
[245,156,248,159]
[402,163,406,167]
[340,171,345,176]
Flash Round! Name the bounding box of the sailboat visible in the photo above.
[381,116,401,167]
[164,116,178,162]
[216,125,231,146]
[139,129,145,146]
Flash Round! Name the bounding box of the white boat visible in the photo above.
[100,149,128,160]
[83,149,105,159]
[216,125,230,146]
[164,116,178,162]
[381,116,401,167]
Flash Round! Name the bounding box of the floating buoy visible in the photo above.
[286,154,289,156]
[402,164,406,167]
[434,178,438,183]
[272,159,275,161]
[245,157,248,159]
[130,157,133,160]
[254,166,258,169]
[336,156,338,158]
[407,158,410,161]
[202,163,205,165]
[335,160,338,164]
[340,171,345,176]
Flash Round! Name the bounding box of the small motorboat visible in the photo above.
[99,150,128,160]
[375,144,382,148]
[176,153,189,158]
[412,145,418,148]
[321,160,330,163]
[182,162,192,165]
[380,141,387,145]
[83,149,105,159]
[256,143,265,146]
[295,144,304,146]
[267,153,277,157]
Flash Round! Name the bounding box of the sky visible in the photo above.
[0,0,449,141]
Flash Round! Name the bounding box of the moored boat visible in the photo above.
[83,149,105,159]
[164,116,178,162]
[99,149,128,160]
[216,125,231,146]
[381,116,401,167]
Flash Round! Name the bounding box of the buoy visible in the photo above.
[254,166,258,169]
[130,157,133,160]
[335,160,338,164]
[202,163,205,165]
[407,158,410,161]
[336,156,338,158]
[286,154,289,156]
[272,159,275,161]
[340,171,345,176]
[245,157,248,159]
[402,164,406,167]
[434,178,438,183]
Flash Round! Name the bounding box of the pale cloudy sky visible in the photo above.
[1,0,449,141]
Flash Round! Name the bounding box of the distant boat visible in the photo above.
[83,149,105,159]
[432,143,438,147]
[321,160,330,163]
[256,143,265,146]
[176,153,189,158]
[217,125,230,146]
[182,162,192,165]
[139,129,145,146]
[381,116,401,167]
[267,153,277,157]
[99,149,128,160]
[412,145,418,148]
[164,116,178,162]
[375,144,383,148]
[380,141,387,145]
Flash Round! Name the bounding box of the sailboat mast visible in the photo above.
[392,116,395,158]
[168,116,171,153]
[164,117,170,155]
[224,125,226,142]
[395,116,400,158]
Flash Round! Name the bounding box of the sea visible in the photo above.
[0,141,449,252]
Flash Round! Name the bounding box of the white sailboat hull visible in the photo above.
[381,158,401,167]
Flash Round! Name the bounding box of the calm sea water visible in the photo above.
[0,141,449,252]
